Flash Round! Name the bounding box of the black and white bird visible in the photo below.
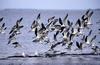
[12,42,21,48]
[0,17,3,22]
[66,42,73,50]
[75,41,83,50]
[32,23,49,43]
[91,46,100,54]
[9,18,24,35]
[30,20,40,32]
[48,16,55,23]
[0,22,7,34]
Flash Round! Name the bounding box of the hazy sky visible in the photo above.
[0,0,100,10]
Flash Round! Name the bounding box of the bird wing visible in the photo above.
[59,18,63,25]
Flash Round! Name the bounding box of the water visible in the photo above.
[0,55,100,65]
[0,9,100,65]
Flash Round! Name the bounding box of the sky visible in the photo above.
[0,0,100,10]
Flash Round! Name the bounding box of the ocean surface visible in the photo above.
[0,9,100,65]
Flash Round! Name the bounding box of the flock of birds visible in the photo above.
[0,9,100,57]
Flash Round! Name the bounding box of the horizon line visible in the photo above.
[0,8,100,11]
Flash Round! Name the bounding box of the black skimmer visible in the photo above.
[69,33,75,41]
[75,19,84,29]
[8,32,16,39]
[62,32,69,41]
[16,17,23,25]
[71,28,78,35]
[49,42,62,50]
[46,20,53,28]
[85,9,91,16]
[61,32,71,46]
[66,42,73,50]
[83,35,96,45]
[75,41,83,50]
[91,46,100,54]
[37,13,41,20]
[0,17,3,22]
[48,16,55,23]
[12,42,21,48]
[77,27,83,35]
[83,10,94,25]
[59,18,63,25]
[0,23,7,34]
[9,18,24,35]
[84,35,90,44]
[87,30,92,36]
[52,19,58,25]
[32,23,48,43]
[90,35,96,43]
[62,14,68,27]
[49,18,65,32]
[30,20,39,32]
[8,32,16,44]
[67,20,73,28]
[59,18,67,31]
[54,31,59,41]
